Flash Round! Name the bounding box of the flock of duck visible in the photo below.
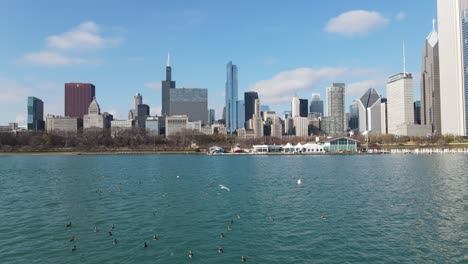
[64,178,248,262]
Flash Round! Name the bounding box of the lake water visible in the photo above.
[0,154,466,263]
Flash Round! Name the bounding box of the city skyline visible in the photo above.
[1,1,437,125]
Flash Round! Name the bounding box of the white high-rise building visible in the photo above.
[437,0,468,135]
[294,117,309,137]
[291,96,300,117]
[387,73,415,135]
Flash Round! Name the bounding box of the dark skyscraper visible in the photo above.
[299,99,308,117]
[414,101,421,125]
[65,83,96,119]
[136,104,150,129]
[27,96,44,131]
[162,53,176,116]
[244,91,259,127]
[309,93,324,117]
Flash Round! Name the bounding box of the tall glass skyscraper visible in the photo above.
[27,96,44,131]
[309,93,324,117]
[244,91,259,126]
[225,61,238,133]
[162,53,176,116]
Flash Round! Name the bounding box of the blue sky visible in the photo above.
[0,0,437,125]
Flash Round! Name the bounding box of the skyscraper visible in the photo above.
[64,83,95,119]
[136,104,150,129]
[169,88,208,124]
[225,61,238,133]
[326,83,346,135]
[357,88,382,134]
[299,99,308,117]
[27,96,44,131]
[291,96,300,117]
[349,99,359,131]
[134,93,142,113]
[162,53,176,116]
[309,93,324,117]
[253,98,263,138]
[387,73,415,135]
[421,20,442,134]
[414,101,421,125]
[437,0,468,135]
[244,91,259,127]
[237,100,245,129]
[208,109,215,125]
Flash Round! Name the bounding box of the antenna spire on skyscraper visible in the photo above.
[167,52,171,67]
[432,18,436,31]
[403,41,406,75]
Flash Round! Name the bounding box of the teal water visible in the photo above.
[0,154,466,263]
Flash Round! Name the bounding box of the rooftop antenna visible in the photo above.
[403,41,406,75]
[166,52,171,67]
[432,18,436,31]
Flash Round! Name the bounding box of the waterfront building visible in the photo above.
[208,109,215,125]
[358,88,382,135]
[225,61,238,133]
[237,100,245,129]
[111,120,134,130]
[165,115,189,137]
[437,0,468,135]
[349,100,359,131]
[309,93,324,117]
[65,83,95,119]
[381,98,388,135]
[162,53,176,116]
[299,99,308,118]
[169,88,208,124]
[325,137,359,152]
[187,120,202,132]
[0,123,19,132]
[244,91,259,127]
[309,119,320,135]
[292,96,300,117]
[294,117,309,137]
[84,97,112,129]
[326,83,346,135]
[421,20,442,134]
[146,116,159,136]
[27,96,44,131]
[46,115,82,133]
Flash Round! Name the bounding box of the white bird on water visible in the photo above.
[177,176,180,179]
[219,185,230,191]
[297,179,302,185]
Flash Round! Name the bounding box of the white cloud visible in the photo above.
[18,51,93,66]
[325,10,389,37]
[47,21,117,50]
[107,108,123,120]
[252,67,382,104]
[144,82,161,90]
[16,114,27,126]
[396,11,406,21]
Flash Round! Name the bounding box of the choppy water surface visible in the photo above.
[0,154,466,263]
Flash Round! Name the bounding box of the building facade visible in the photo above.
[27,96,44,131]
[292,96,300,117]
[349,99,359,131]
[381,98,388,135]
[84,97,112,129]
[225,61,238,133]
[111,120,134,130]
[387,73,415,135]
[146,116,159,136]
[294,117,309,137]
[169,88,208,124]
[46,115,82,133]
[136,104,150,129]
[165,115,189,137]
[65,83,95,119]
[299,99,308,118]
[309,93,324,117]
[358,88,382,135]
[237,100,245,129]
[208,109,215,125]
[326,83,346,135]
[437,0,468,135]
[244,91,259,127]
[162,54,176,116]
[421,21,442,134]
